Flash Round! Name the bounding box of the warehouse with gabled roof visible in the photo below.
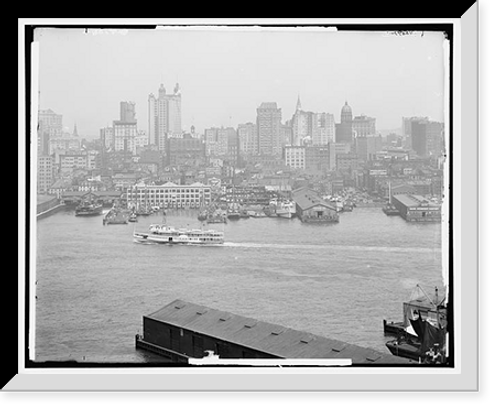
[135,299,413,365]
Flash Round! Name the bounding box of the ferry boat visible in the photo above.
[134,224,224,245]
[275,200,296,219]
[75,200,103,216]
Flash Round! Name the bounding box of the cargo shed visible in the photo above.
[136,299,413,365]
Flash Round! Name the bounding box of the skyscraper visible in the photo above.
[352,115,376,138]
[410,118,444,158]
[38,109,63,156]
[335,101,353,144]
[311,112,336,146]
[237,122,258,156]
[291,96,312,145]
[256,102,282,156]
[148,83,182,148]
[113,101,137,153]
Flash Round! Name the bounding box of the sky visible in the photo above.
[34,25,448,138]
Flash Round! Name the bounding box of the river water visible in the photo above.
[34,207,444,363]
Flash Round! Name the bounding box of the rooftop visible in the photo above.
[146,299,411,364]
[292,188,337,211]
[392,194,438,208]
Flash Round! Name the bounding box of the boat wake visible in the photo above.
[222,242,439,254]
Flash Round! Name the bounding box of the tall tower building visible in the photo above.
[38,109,63,156]
[113,101,137,153]
[410,118,444,158]
[291,95,312,145]
[256,102,282,156]
[148,83,182,148]
[335,101,354,144]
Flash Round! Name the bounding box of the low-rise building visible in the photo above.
[292,187,339,223]
[391,194,441,222]
[126,182,211,209]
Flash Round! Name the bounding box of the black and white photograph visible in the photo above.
[11,11,481,395]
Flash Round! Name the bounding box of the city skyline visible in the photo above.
[35,26,447,137]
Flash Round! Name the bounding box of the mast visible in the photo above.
[416,284,438,309]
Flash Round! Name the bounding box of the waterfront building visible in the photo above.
[391,194,441,222]
[237,122,258,156]
[335,101,354,144]
[148,83,182,147]
[256,102,282,156]
[136,299,410,364]
[352,115,376,138]
[126,182,211,209]
[292,187,339,222]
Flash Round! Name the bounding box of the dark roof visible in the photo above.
[392,194,439,208]
[292,188,336,212]
[145,299,412,364]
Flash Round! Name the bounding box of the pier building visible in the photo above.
[292,188,339,223]
[391,194,441,222]
[136,299,413,365]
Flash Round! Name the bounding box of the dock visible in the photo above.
[135,299,415,365]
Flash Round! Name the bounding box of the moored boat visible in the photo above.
[384,285,448,363]
[75,200,103,216]
[382,203,400,216]
[207,212,227,224]
[275,200,296,219]
[103,208,129,225]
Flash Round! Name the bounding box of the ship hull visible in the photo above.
[134,232,223,245]
[75,208,103,216]
[276,211,293,219]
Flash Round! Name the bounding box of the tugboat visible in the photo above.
[384,285,448,363]
[207,213,227,224]
[275,200,296,219]
[382,203,400,216]
[103,207,129,225]
[226,202,241,220]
